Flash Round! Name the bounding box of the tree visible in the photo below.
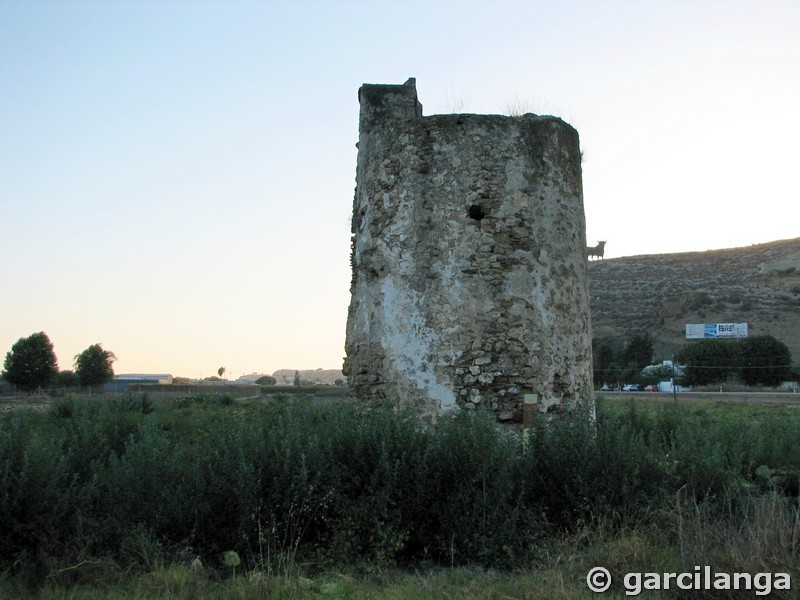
[640,364,673,385]
[677,339,742,386]
[2,331,58,392]
[293,370,301,386]
[592,341,615,386]
[57,370,80,388]
[218,367,226,379]
[622,333,654,370]
[591,334,655,387]
[255,375,276,386]
[74,344,117,390]
[677,336,793,387]
[740,336,792,386]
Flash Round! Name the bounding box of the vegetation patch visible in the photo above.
[1,395,798,597]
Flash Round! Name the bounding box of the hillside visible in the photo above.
[587,237,800,363]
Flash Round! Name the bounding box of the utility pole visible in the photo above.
[672,354,677,403]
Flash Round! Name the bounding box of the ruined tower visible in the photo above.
[344,78,593,421]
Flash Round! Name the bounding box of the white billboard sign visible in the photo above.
[685,323,748,339]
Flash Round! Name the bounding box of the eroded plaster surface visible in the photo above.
[344,78,594,421]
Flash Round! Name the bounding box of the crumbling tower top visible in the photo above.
[358,78,422,132]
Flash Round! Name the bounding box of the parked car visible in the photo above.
[622,384,642,391]
[644,384,659,392]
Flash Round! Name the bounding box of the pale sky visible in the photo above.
[2,0,798,379]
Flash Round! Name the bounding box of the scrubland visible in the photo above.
[1,394,798,599]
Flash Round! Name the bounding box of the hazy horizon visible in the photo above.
[2,1,798,378]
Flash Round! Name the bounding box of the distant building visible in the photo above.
[115,374,173,384]
[236,372,271,384]
[105,373,173,393]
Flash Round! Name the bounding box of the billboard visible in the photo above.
[685,323,748,339]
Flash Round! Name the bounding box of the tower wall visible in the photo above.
[344,79,593,421]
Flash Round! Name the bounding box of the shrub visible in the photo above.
[678,339,743,385]
[740,336,792,386]
[678,336,793,386]
[1,396,799,584]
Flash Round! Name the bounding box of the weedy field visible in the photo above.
[1,394,798,599]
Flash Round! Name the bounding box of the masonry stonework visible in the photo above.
[343,79,594,421]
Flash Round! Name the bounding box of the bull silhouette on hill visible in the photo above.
[587,240,606,260]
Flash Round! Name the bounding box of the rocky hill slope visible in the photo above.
[587,237,800,363]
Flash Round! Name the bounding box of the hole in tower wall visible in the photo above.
[468,204,486,221]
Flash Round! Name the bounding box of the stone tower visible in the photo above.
[344,78,593,422]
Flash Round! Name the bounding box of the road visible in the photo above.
[598,391,800,406]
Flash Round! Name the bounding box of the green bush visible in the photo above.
[1,396,799,584]
[677,335,793,386]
